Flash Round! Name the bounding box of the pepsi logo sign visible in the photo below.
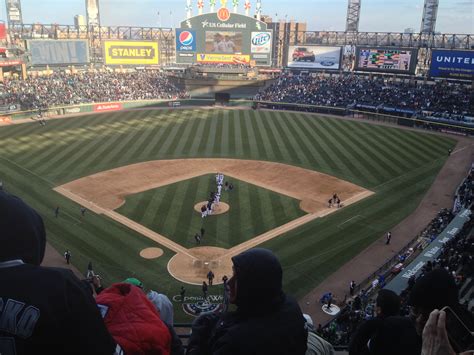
[252,33,271,46]
[179,31,194,46]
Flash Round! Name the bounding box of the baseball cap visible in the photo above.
[124,277,143,289]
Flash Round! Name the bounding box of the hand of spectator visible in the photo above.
[187,312,220,355]
[421,309,457,355]
[92,275,101,288]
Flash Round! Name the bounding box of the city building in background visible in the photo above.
[74,15,87,29]
[5,0,23,28]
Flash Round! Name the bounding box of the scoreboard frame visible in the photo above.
[355,47,418,74]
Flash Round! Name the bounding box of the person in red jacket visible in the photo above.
[96,281,172,355]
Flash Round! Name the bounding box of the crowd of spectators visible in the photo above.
[0,70,187,111]
[318,166,474,353]
[255,73,474,121]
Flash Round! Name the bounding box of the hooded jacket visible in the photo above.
[96,283,172,355]
[187,248,308,355]
[0,191,116,355]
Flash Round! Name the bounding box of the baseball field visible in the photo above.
[0,107,456,320]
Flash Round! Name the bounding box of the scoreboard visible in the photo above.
[356,47,418,74]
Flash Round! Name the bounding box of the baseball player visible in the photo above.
[201,205,207,218]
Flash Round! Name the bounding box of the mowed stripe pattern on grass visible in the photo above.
[116,174,305,249]
[0,109,455,305]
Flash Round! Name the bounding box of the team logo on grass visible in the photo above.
[174,294,225,316]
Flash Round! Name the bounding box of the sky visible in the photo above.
[1,0,473,34]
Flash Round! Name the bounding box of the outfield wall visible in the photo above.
[1,99,472,136]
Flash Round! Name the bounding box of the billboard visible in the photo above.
[430,50,474,80]
[251,32,272,54]
[5,0,22,25]
[104,41,159,65]
[28,40,90,65]
[86,0,100,27]
[356,47,418,74]
[175,11,272,66]
[176,29,197,52]
[197,54,250,64]
[287,46,342,70]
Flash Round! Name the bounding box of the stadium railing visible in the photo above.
[1,98,472,138]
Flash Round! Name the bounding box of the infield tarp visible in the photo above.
[384,208,471,294]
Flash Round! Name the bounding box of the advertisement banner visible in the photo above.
[104,41,159,65]
[0,23,6,40]
[287,46,342,70]
[93,103,123,112]
[0,60,23,67]
[430,50,474,80]
[251,32,272,54]
[5,0,22,25]
[355,47,418,74]
[197,53,250,64]
[176,29,197,52]
[28,40,89,65]
[0,116,12,124]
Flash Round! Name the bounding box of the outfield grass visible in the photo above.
[117,174,305,249]
[0,108,455,319]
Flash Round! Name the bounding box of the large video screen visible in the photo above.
[430,50,474,80]
[28,40,90,65]
[205,31,243,54]
[287,46,342,70]
[356,47,417,73]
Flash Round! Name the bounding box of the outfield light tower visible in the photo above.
[345,0,361,32]
[420,0,439,34]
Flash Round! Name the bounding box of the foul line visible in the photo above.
[54,187,196,260]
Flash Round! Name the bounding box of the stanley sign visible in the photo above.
[104,41,159,65]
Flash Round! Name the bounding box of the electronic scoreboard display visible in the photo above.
[356,47,418,74]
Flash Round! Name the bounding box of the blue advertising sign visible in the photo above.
[176,29,197,52]
[430,50,474,80]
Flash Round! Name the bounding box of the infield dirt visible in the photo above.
[55,158,373,284]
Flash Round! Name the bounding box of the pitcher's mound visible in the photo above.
[194,201,230,215]
[140,247,164,259]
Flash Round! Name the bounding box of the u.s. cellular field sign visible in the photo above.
[175,10,272,66]
[104,41,159,65]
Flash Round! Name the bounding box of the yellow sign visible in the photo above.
[104,41,159,65]
[197,53,250,64]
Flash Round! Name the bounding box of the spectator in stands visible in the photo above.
[0,191,117,354]
[409,268,474,336]
[255,74,474,122]
[303,314,335,355]
[349,289,405,355]
[186,248,308,354]
[95,279,173,354]
[0,70,188,111]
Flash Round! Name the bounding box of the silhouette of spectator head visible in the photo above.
[375,289,401,318]
[0,191,46,265]
[229,248,284,315]
[409,268,458,335]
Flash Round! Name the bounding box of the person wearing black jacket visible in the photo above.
[0,191,117,355]
[186,248,308,355]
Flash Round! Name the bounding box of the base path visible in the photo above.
[55,159,373,285]
[300,136,474,325]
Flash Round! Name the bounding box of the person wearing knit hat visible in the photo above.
[147,290,174,326]
[0,191,116,354]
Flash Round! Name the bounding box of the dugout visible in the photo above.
[215,93,231,106]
